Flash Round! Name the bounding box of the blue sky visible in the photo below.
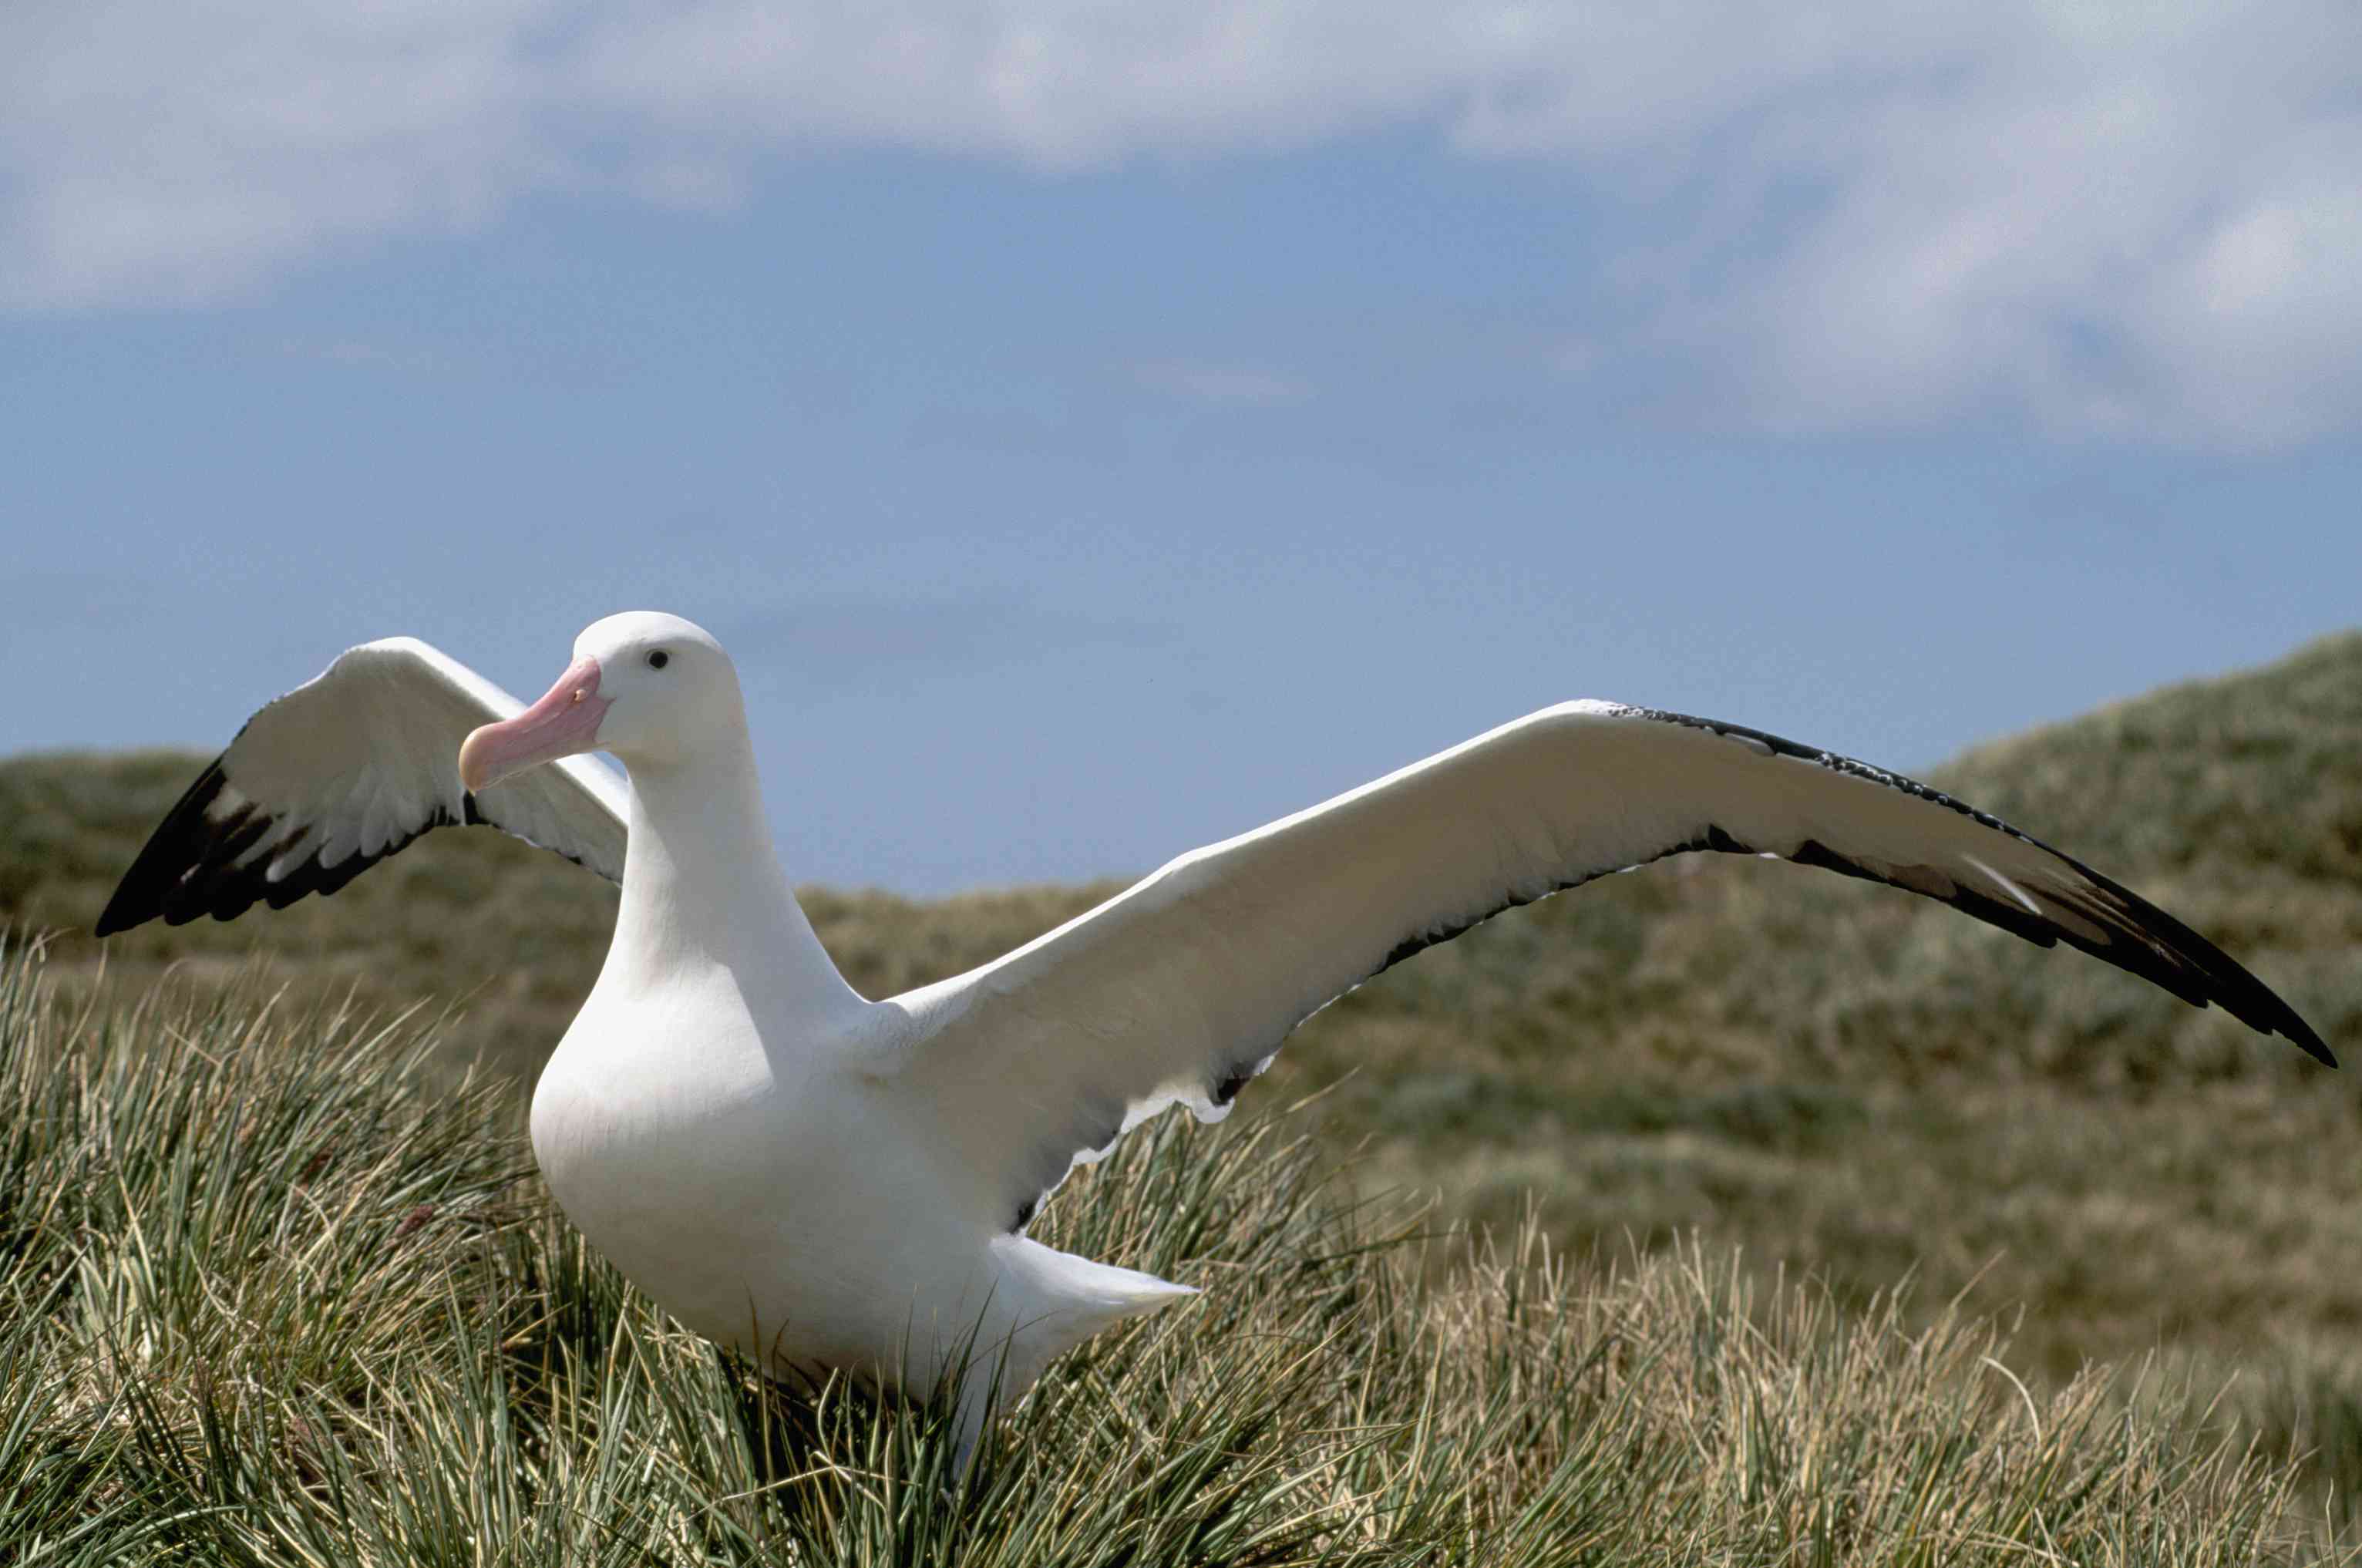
[4,3,2357,892]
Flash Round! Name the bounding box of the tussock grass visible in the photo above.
[0,942,2345,1565]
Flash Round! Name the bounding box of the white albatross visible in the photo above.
[98,611,2333,1452]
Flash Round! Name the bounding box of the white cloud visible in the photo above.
[1134,360,1309,405]
[0,2,553,305]
[2,0,2356,445]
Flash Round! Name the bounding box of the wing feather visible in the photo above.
[881,700,2330,1235]
[96,638,628,936]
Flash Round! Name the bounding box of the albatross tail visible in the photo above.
[986,1236,1196,1391]
[938,1238,1195,1467]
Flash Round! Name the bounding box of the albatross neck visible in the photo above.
[609,732,866,1020]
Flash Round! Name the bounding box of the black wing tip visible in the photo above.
[2053,857,2337,1071]
[92,752,451,940]
[1609,708,2337,1072]
[94,755,233,938]
[2231,985,2337,1068]
[2264,1004,2337,1068]
[93,880,148,937]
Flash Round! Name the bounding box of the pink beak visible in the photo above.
[459,655,610,794]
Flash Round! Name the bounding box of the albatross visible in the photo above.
[97,611,2332,1451]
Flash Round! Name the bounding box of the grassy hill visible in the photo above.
[5,629,2360,1529]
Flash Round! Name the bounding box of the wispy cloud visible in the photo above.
[2,1,2356,446]
[1133,360,1310,406]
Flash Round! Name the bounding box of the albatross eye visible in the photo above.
[647,651,670,670]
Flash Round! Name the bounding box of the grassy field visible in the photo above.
[0,947,2337,1563]
[3,628,2359,1552]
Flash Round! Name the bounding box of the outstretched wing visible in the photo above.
[882,700,2330,1233]
[96,638,628,935]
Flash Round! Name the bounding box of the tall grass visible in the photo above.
[0,940,2342,1565]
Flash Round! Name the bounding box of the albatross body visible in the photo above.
[521,676,1186,1408]
[97,611,2333,1447]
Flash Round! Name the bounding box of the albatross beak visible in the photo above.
[459,655,610,794]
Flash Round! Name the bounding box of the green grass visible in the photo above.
[0,943,2340,1564]
[4,628,2360,1546]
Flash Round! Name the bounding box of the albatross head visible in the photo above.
[458,611,739,792]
